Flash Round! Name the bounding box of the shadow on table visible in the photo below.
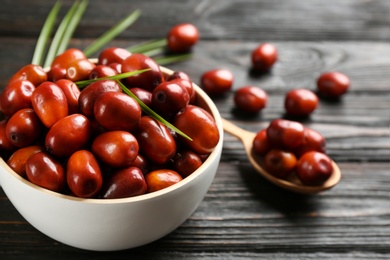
[236,162,325,219]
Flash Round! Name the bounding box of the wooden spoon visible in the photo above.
[222,118,341,194]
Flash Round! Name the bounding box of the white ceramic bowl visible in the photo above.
[0,66,223,251]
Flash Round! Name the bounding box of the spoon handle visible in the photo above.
[221,118,255,141]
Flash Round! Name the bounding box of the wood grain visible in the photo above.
[0,0,389,41]
[1,162,389,258]
[0,0,389,258]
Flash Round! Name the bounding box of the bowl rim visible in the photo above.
[0,63,223,204]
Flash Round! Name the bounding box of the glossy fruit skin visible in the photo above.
[293,127,326,157]
[166,71,196,103]
[7,145,44,177]
[284,88,318,116]
[234,86,268,113]
[168,78,196,104]
[51,48,87,69]
[66,59,96,82]
[109,62,122,74]
[266,119,305,150]
[8,64,47,87]
[6,108,42,148]
[167,23,199,53]
[145,169,183,193]
[251,43,278,71]
[130,154,150,175]
[94,92,141,132]
[252,129,271,156]
[25,152,65,192]
[98,47,131,65]
[0,120,16,152]
[136,116,176,165]
[317,72,350,98]
[263,149,297,179]
[55,79,81,114]
[89,65,117,79]
[0,80,35,117]
[152,81,190,118]
[89,117,107,138]
[78,79,121,117]
[129,88,152,107]
[32,81,68,128]
[296,151,333,185]
[201,69,234,96]
[121,53,163,92]
[101,166,147,199]
[67,150,103,198]
[92,131,139,168]
[47,67,67,82]
[45,114,91,157]
[173,150,202,178]
[167,71,191,82]
[174,105,219,154]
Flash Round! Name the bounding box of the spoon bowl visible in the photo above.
[222,118,341,194]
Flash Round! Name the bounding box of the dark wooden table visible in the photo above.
[1,0,389,258]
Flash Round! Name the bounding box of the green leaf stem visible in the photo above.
[116,80,193,141]
[74,70,191,140]
[55,0,88,56]
[127,38,167,54]
[74,69,151,88]
[83,9,141,57]
[43,0,82,67]
[31,1,61,66]
[141,47,166,57]
[32,1,193,141]
[154,53,192,65]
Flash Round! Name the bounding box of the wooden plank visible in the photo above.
[0,40,389,161]
[1,39,389,93]
[0,0,389,258]
[0,0,388,41]
[0,162,389,258]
